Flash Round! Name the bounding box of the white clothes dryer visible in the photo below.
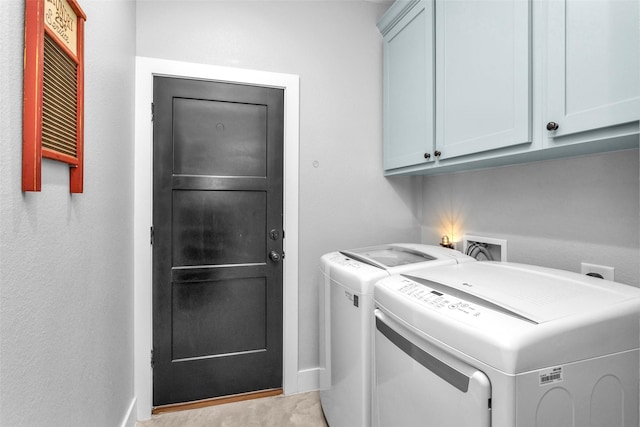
[373,262,640,427]
[318,244,474,427]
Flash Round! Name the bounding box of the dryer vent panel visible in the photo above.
[463,235,507,262]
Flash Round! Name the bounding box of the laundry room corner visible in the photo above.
[420,149,640,287]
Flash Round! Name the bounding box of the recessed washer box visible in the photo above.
[463,235,508,262]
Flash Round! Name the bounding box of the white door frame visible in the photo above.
[134,56,300,420]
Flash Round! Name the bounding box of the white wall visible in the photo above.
[421,149,640,287]
[136,0,421,372]
[0,1,137,426]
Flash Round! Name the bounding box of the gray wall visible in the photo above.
[136,0,421,371]
[0,1,136,426]
[421,149,640,287]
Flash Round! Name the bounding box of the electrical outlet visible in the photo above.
[463,235,507,261]
[580,262,615,281]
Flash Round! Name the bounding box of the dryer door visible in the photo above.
[374,309,492,427]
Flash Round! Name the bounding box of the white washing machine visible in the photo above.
[318,244,475,427]
[373,262,640,427]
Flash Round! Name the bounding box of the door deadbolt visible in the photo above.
[269,229,280,241]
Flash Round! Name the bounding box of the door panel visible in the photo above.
[173,97,267,176]
[172,190,266,266]
[153,76,284,406]
[171,278,267,360]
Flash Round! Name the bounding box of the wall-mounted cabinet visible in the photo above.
[379,0,434,170]
[435,0,531,160]
[544,0,639,145]
[379,0,639,176]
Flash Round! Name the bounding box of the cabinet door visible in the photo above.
[546,0,639,138]
[435,0,531,160]
[382,0,434,170]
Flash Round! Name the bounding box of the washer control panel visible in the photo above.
[329,253,365,269]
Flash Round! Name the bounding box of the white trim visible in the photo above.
[134,56,300,421]
[119,397,137,427]
[296,368,321,394]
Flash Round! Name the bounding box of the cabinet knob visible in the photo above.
[424,153,431,160]
[434,150,442,157]
[546,122,559,131]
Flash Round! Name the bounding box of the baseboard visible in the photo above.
[120,397,137,427]
[152,388,283,415]
[296,367,320,393]
[132,368,319,420]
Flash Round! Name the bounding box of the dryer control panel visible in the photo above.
[397,279,484,319]
[380,275,538,327]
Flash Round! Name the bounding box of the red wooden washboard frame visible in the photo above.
[23,0,86,193]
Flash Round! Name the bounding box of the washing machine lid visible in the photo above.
[340,246,435,269]
[374,262,640,373]
[323,244,474,296]
[340,244,470,269]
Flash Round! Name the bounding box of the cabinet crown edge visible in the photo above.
[377,0,423,35]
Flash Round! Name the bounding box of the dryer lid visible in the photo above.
[406,262,640,324]
[375,262,640,372]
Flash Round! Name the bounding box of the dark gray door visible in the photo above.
[152,76,284,406]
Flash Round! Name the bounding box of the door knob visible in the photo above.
[434,150,442,157]
[424,152,431,160]
[546,122,559,131]
[269,251,282,263]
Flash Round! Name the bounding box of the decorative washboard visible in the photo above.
[23,0,86,193]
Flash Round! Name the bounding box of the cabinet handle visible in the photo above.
[434,150,442,157]
[424,153,431,160]
[546,122,559,131]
